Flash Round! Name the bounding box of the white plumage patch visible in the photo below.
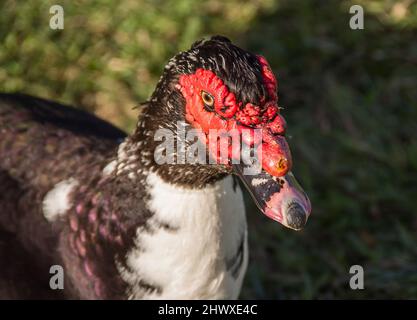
[119,173,248,300]
[42,178,78,222]
[251,178,268,187]
[102,160,117,176]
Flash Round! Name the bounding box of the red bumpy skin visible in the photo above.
[178,55,292,177]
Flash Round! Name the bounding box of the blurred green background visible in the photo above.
[1,0,417,298]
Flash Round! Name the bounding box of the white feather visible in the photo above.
[42,178,78,222]
[251,178,268,187]
[102,160,117,175]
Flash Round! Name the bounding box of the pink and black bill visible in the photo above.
[234,164,311,230]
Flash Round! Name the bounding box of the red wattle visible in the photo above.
[266,113,286,135]
[257,55,278,102]
[258,134,292,177]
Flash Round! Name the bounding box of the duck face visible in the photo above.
[159,36,311,230]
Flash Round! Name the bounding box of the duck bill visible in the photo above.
[233,165,311,231]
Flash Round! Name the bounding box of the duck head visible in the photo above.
[140,36,311,230]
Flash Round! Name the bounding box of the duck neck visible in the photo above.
[119,101,228,189]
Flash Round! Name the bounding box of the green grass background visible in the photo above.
[1,0,417,298]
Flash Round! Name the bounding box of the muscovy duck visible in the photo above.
[0,36,311,299]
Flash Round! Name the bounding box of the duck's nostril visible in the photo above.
[285,202,307,230]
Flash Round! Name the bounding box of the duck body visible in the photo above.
[0,93,247,299]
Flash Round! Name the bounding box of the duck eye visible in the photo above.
[201,91,214,107]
